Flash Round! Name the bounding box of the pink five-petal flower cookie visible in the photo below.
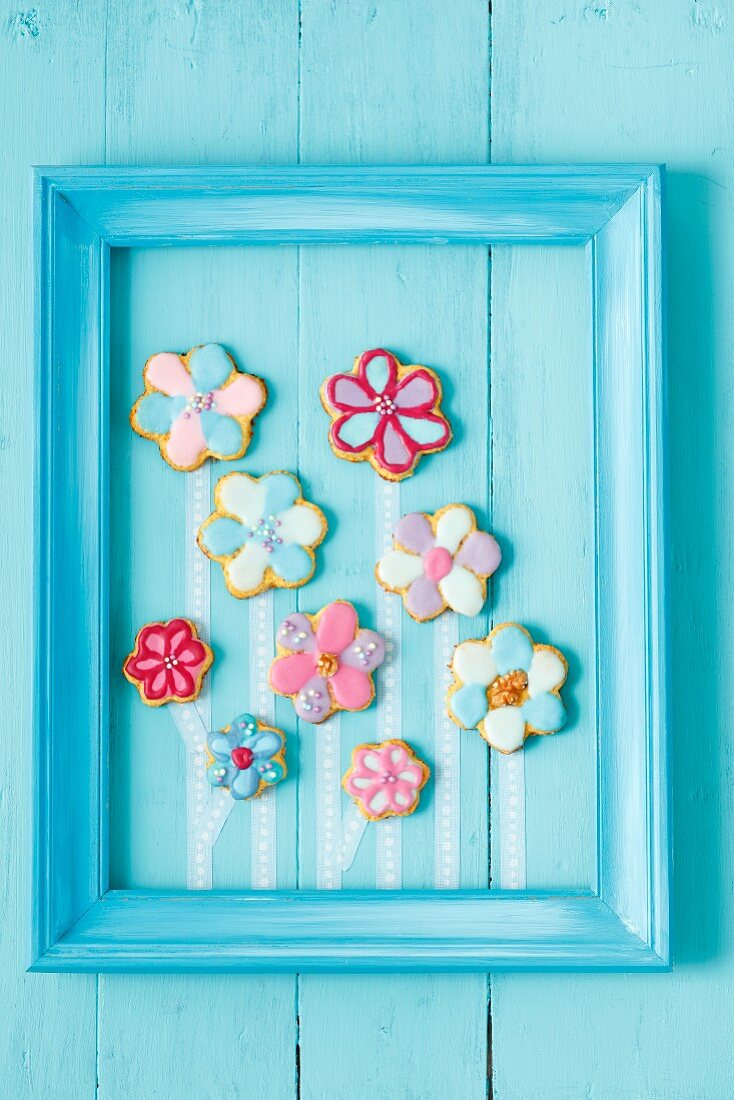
[376,504,501,622]
[130,343,267,471]
[320,348,452,481]
[123,618,214,706]
[268,601,385,724]
[342,740,430,821]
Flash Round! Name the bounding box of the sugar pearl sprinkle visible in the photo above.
[373,393,396,415]
[183,390,216,419]
[163,655,179,670]
[352,640,377,667]
[298,688,322,714]
[245,514,283,554]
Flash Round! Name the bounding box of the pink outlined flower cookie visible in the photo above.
[268,600,385,724]
[320,348,452,481]
[376,504,501,621]
[342,740,430,821]
[123,618,214,706]
[130,343,267,471]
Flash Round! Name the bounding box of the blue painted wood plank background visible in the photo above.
[2,1,729,1096]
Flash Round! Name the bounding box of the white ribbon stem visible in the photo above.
[434,612,461,888]
[315,716,342,889]
[249,591,277,889]
[498,748,527,889]
[340,802,369,871]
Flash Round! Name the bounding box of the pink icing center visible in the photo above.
[423,546,453,582]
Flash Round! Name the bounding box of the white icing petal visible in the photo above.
[368,788,389,814]
[528,648,567,696]
[435,505,474,553]
[452,641,497,686]
[480,706,527,754]
[276,503,325,547]
[217,474,265,525]
[225,543,269,595]
[439,564,485,617]
[377,549,424,589]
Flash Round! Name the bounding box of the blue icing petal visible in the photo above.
[206,760,236,789]
[338,411,379,448]
[269,543,313,584]
[365,353,391,394]
[262,472,300,516]
[230,767,260,800]
[229,714,258,741]
[200,516,245,558]
[200,409,244,456]
[249,730,283,757]
[134,393,186,435]
[208,733,236,758]
[259,759,285,785]
[490,625,534,675]
[522,692,566,734]
[188,343,234,391]
[398,415,446,445]
[450,683,489,730]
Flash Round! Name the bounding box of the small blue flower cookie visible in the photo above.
[206,712,286,800]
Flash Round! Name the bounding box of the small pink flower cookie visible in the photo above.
[123,617,214,707]
[376,504,501,621]
[342,740,430,821]
[320,348,452,481]
[268,600,385,724]
[130,343,267,471]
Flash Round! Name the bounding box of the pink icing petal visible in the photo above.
[145,353,195,397]
[129,656,162,672]
[316,601,358,653]
[327,375,374,411]
[165,412,208,469]
[330,665,373,711]
[455,531,502,576]
[269,652,316,694]
[397,764,424,786]
[376,416,416,472]
[393,370,437,411]
[139,627,166,657]
[405,574,444,620]
[212,374,265,417]
[394,512,434,554]
[149,668,168,696]
[386,783,418,814]
[383,743,408,770]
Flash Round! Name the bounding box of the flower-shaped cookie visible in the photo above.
[206,713,286,800]
[376,504,501,621]
[320,348,452,481]
[269,600,385,724]
[342,740,430,821]
[448,623,568,754]
[123,618,213,706]
[130,343,267,471]
[197,471,327,599]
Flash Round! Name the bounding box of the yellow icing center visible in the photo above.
[316,652,339,679]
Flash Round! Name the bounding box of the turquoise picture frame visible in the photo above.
[32,165,669,973]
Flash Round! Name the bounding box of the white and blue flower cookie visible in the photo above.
[197,471,327,599]
[206,713,286,800]
[448,622,568,754]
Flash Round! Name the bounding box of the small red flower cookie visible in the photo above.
[123,618,213,706]
[320,348,452,481]
[342,739,430,821]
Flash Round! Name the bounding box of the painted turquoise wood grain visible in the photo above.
[490,3,727,1097]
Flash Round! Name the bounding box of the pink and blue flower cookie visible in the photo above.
[130,343,267,471]
[197,471,327,598]
[206,712,286,800]
[269,600,385,724]
[320,348,452,481]
[448,623,568,754]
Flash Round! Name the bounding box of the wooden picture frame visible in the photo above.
[32,165,669,972]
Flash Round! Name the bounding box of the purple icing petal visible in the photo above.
[340,629,386,673]
[405,574,444,620]
[293,675,331,722]
[394,512,434,554]
[276,612,316,652]
[455,531,502,577]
